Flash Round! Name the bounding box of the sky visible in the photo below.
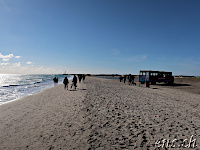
[0,0,200,75]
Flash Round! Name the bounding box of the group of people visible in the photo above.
[119,74,136,85]
[78,74,86,83]
[53,77,58,83]
[63,74,86,90]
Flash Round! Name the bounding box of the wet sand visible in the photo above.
[0,77,200,149]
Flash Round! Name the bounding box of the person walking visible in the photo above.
[78,74,82,82]
[124,75,126,83]
[71,75,77,89]
[128,75,131,85]
[119,76,123,82]
[131,75,135,85]
[82,74,85,82]
[63,76,69,90]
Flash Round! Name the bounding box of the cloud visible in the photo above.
[0,53,21,61]
[13,62,21,67]
[2,58,10,61]
[0,53,14,59]
[26,61,32,65]
[0,53,14,61]
[0,62,9,66]
[0,62,64,74]
[15,56,21,59]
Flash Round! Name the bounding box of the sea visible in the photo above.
[0,74,72,105]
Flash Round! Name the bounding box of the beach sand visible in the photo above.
[145,77,200,95]
[0,77,200,149]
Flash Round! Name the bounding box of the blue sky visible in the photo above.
[0,0,200,75]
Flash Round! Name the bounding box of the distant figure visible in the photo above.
[132,75,136,85]
[53,77,58,83]
[119,76,123,82]
[128,75,132,85]
[78,74,82,82]
[82,74,85,82]
[71,75,77,89]
[146,78,150,87]
[63,76,69,90]
[124,76,126,83]
[129,75,136,86]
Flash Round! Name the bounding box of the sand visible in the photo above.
[145,77,200,95]
[0,77,200,149]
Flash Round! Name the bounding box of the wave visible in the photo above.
[34,82,41,84]
[7,85,20,87]
[0,74,72,105]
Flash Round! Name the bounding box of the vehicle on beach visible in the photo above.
[139,70,174,85]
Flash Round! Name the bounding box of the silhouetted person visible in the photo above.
[124,76,126,83]
[131,75,135,85]
[119,76,123,82]
[63,76,69,90]
[128,75,132,85]
[128,75,136,85]
[83,74,85,82]
[53,77,58,83]
[71,75,77,89]
[146,77,150,87]
[78,74,82,82]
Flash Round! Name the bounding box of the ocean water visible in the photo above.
[0,74,72,105]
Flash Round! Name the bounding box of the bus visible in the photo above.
[139,70,174,85]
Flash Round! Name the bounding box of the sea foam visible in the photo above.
[0,74,72,105]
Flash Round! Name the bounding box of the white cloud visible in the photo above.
[0,53,14,62]
[0,61,65,74]
[0,62,9,66]
[0,63,89,74]
[0,53,14,59]
[26,61,32,65]
[15,56,21,59]
[2,58,10,61]
[13,62,21,67]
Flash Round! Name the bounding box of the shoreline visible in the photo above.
[0,77,200,149]
[0,83,62,106]
[1,75,199,106]
[0,76,73,106]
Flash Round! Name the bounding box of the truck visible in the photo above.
[139,70,174,85]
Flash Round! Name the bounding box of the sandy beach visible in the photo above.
[0,77,200,149]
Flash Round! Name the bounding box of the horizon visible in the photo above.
[0,72,199,77]
[1,0,200,76]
